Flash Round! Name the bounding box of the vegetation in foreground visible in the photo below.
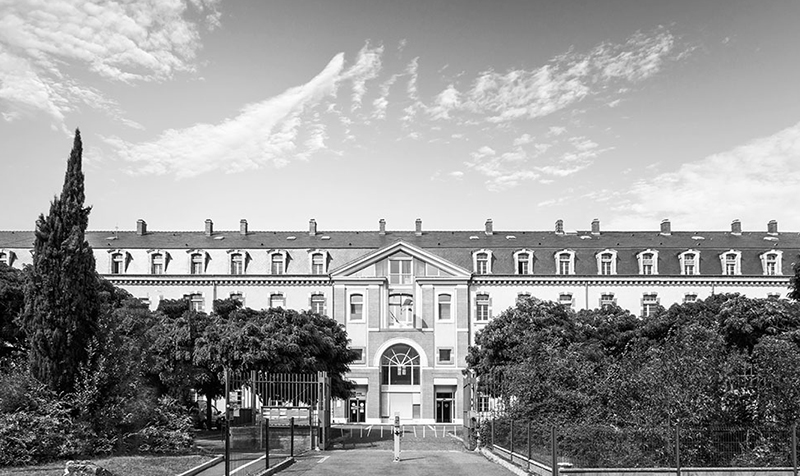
[0,454,214,476]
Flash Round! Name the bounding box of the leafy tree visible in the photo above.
[21,130,100,393]
[788,261,800,301]
[0,263,25,354]
[196,306,357,400]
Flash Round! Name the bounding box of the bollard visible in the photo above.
[290,417,295,458]
[393,413,401,462]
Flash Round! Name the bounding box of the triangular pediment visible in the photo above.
[330,240,470,279]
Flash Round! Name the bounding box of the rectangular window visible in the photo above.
[642,253,654,275]
[437,294,452,320]
[269,293,285,309]
[684,293,698,303]
[311,254,325,274]
[600,253,613,275]
[683,254,696,275]
[230,253,244,275]
[151,253,164,275]
[349,294,364,321]
[187,293,204,312]
[476,253,489,274]
[351,347,365,364]
[517,253,530,274]
[388,294,414,327]
[517,292,531,303]
[437,348,453,364]
[642,293,659,317]
[389,259,412,284]
[558,254,571,275]
[477,395,490,413]
[139,297,151,307]
[475,294,490,321]
[111,253,124,274]
[725,254,737,275]
[310,293,326,315]
[190,253,203,274]
[271,254,285,275]
[559,293,573,310]
[600,293,615,307]
[230,292,244,306]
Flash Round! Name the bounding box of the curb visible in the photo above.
[176,455,224,476]
[254,457,295,476]
[480,447,529,476]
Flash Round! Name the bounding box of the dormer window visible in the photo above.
[230,252,244,275]
[637,250,658,275]
[109,251,126,274]
[761,251,783,276]
[189,252,205,275]
[720,250,741,276]
[514,250,533,275]
[0,251,7,266]
[149,251,166,275]
[309,250,328,275]
[473,250,493,275]
[268,251,288,275]
[555,250,575,275]
[596,249,617,275]
[679,250,700,275]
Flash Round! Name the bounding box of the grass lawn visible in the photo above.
[0,454,215,476]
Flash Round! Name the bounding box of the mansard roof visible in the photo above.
[0,229,797,251]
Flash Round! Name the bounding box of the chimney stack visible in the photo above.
[485,219,493,235]
[768,220,778,235]
[415,218,422,236]
[379,219,386,235]
[731,219,742,235]
[136,219,147,236]
[555,219,564,235]
[309,218,317,236]
[591,218,600,235]
[240,219,248,236]
[205,219,213,236]
[660,219,671,235]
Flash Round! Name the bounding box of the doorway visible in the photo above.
[435,392,453,423]
[348,398,366,423]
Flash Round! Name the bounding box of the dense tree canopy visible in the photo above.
[0,263,25,354]
[468,294,800,429]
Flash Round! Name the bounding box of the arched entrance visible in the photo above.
[380,344,421,420]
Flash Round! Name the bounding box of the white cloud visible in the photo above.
[344,42,384,111]
[426,27,687,124]
[429,84,460,120]
[108,53,345,177]
[0,0,218,126]
[609,122,800,230]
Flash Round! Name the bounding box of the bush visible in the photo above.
[122,396,193,454]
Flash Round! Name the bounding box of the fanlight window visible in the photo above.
[380,344,420,386]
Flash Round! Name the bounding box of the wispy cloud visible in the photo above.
[345,42,384,111]
[108,53,345,177]
[0,0,218,128]
[608,122,800,230]
[424,27,686,124]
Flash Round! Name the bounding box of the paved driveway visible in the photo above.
[281,448,514,476]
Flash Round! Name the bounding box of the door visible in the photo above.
[348,398,366,423]
[436,392,453,423]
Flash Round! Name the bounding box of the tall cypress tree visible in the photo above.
[23,129,99,393]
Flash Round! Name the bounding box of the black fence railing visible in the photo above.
[480,417,800,471]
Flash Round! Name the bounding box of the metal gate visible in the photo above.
[223,370,331,476]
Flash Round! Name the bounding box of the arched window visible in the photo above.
[230,252,244,275]
[110,252,125,274]
[514,249,533,275]
[761,251,783,276]
[271,253,285,275]
[380,344,420,385]
[720,250,741,275]
[472,249,493,274]
[349,294,364,321]
[269,293,285,309]
[679,250,700,275]
[437,293,451,320]
[190,252,204,274]
[555,250,575,275]
[310,251,327,275]
[637,249,659,275]
[151,252,164,275]
[389,294,413,328]
[596,249,617,275]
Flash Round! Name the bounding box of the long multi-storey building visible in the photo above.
[0,217,794,424]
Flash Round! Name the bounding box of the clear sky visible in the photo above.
[2,0,799,234]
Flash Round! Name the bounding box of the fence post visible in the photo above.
[265,418,270,470]
[224,367,230,476]
[290,417,295,457]
[675,424,681,476]
[528,421,532,471]
[551,426,559,476]
[491,417,495,447]
[792,422,797,476]
[510,420,515,457]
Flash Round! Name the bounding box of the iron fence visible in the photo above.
[480,417,800,473]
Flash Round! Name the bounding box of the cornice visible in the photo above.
[104,274,331,287]
[470,275,791,287]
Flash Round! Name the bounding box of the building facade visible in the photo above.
[0,217,794,424]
